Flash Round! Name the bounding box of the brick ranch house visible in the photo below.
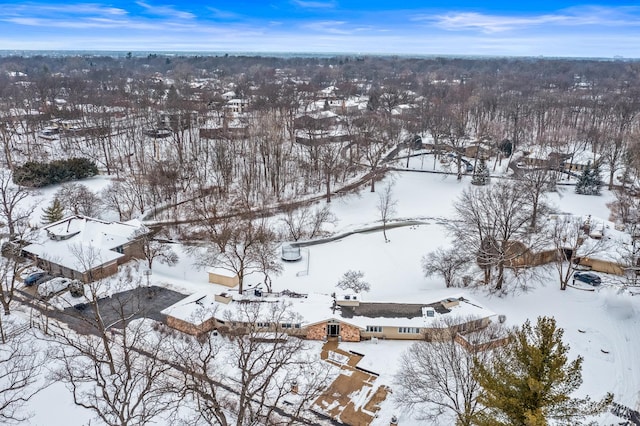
[22,215,148,283]
[502,215,630,276]
[162,291,496,343]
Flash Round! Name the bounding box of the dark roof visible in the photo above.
[339,300,455,319]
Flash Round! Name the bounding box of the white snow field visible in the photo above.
[19,170,640,425]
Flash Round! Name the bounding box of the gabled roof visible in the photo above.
[162,292,495,331]
[23,216,146,273]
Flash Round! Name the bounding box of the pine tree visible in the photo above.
[575,162,591,195]
[472,158,490,186]
[473,316,612,426]
[590,162,602,195]
[42,198,65,224]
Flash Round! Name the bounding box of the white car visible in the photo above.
[38,277,73,298]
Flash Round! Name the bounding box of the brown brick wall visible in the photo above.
[122,240,146,263]
[340,323,361,342]
[166,315,217,336]
[304,322,362,342]
[306,322,327,340]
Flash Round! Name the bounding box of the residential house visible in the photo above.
[162,291,496,342]
[502,215,629,276]
[224,98,250,114]
[22,216,148,283]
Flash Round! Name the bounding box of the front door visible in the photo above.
[327,323,340,337]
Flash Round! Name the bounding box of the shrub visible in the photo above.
[13,158,98,187]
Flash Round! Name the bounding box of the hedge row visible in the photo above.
[13,158,99,187]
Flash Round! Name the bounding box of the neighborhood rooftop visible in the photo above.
[22,215,145,274]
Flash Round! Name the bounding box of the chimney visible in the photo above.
[291,379,298,394]
[390,415,398,426]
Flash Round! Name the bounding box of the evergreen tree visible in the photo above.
[42,198,65,224]
[473,317,612,426]
[472,158,490,186]
[576,161,602,195]
[590,162,602,195]
[575,162,591,195]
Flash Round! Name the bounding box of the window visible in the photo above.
[281,323,292,329]
[256,322,270,328]
[366,326,382,333]
[398,327,420,334]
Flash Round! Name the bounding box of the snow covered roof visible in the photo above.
[333,295,496,329]
[23,216,146,273]
[570,150,600,166]
[162,292,496,331]
[206,267,237,278]
[547,214,630,263]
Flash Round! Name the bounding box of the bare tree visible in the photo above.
[135,228,179,270]
[226,301,331,426]
[172,301,332,426]
[377,182,397,243]
[354,113,393,192]
[422,248,469,288]
[0,326,46,424]
[0,239,24,330]
[169,328,231,426]
[548,215,609,290]
[393,318,501,426]
[195,217,281,295]
[44,272,176,426]
[55,182,101,218]
[100,180,139,221]
[279,203,336,242]
[0,170,34,240]
[449,181,537,290]
[336,270,370,293]
[318,141,347,203]
[517,167,554,231]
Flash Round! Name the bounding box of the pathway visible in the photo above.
[315,341,389,426]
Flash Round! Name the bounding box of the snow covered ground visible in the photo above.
[17,168,639,425]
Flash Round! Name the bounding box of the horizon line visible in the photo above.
[0,49,636,62]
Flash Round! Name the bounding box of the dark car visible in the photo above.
[573,271,602,286]
[24,272,46,286]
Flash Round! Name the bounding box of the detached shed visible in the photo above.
[208,268,239,287]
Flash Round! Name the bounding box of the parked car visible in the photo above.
[37,277,72,298]
[573,271,602,286]
[24,272,46,286]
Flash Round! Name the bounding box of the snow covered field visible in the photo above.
[19,169,640,425]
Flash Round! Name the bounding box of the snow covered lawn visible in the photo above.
[14,170,639,426]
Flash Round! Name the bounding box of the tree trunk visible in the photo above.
[530,194,539,231]
[325,174,332,203]
[609,169,615,190]
[495,261,504,290]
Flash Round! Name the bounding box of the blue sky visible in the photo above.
[1,1,640,57]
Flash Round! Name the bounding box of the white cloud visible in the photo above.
[419,6,640,33]
[303,20,351,34]
[428,12,567,33]
[0,3,129,17]
[135,1,195,20]
[207,7,241,20]
[292,0,336,9]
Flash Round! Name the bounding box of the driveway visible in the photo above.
[46,286,187,335]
